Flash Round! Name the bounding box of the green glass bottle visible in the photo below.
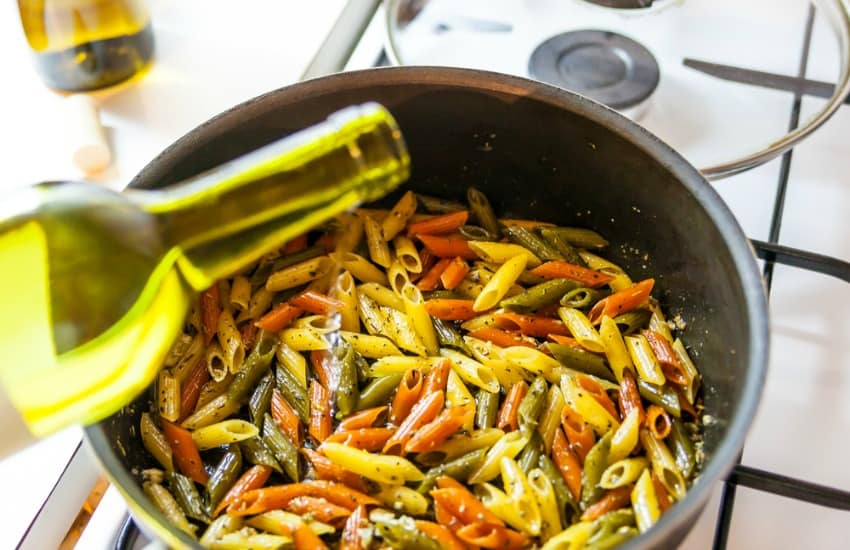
[0,103,409,439]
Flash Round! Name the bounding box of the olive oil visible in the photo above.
[0,104,409,437]
[18,0,154,91]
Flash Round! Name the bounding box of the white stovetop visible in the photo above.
[2,1,849,549]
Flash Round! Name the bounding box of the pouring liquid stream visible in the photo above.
[0,104,409,440]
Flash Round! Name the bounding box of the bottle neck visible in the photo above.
[131,104,409,291]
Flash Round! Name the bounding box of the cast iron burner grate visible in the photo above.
[114,4,850,549]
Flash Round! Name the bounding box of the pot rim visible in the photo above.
[85,66,769,550]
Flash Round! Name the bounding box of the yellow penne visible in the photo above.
[363,215,392,268]
[381,190,417,241]
[171,334,204,383]
[336,252,389,285]
[217,309,245,374]
[609,409,641,463]
[368,356,441,377]
[446,369,476,432]
[334,212,364,254]
[357,292,388,336]
[292,315,340,335]
[460,313,500,332]
[229,275,251,312]
[476,482,539,537]
[164,333,194,368]
[631,469,661,533]
[415,428,504,466]
[538,385,566,454]
[579,251,633,291]
[625,334,666,385]
[182,394,240,430]
[527,468,563,541]
[540,520,596,550]
[331,271,360,333]
[374,484,429,516]
[205,341,228,382]
[468,241,542,267]
[191,419,259,450]
[280,328,329,351]
[599,315,635,382]
[246,511,334,537]
[384,307,428,356]
[672,338,701,405]
[265,256,333,292]
[499,457,542,535]
[340,331,402,358]
[473,254,528,311]
[600,457,649,489]
[157,369,180,422]
[357,282,404,311]
[439,348,500,393]
[463,336,530,387]
[392,235,422,273]
[200,515,241,547]
[401,283,439,356]
[560,373,619,435]
[140,412,174,471]
[387,259,410,296]
[640,429,686,500]
[647,299,675,343]
[206,532,290,550]
[321,442,424,485]
[455,275,485,299]
[238,287,273,323]
[196,374,233,411]
[557,307,605,353]
[503,346,563,383]
[468,430,529,483]
[275,343,307,388]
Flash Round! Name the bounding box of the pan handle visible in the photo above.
[750,239,850,283]
[301,0,382,80]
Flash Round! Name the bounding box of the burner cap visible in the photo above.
[529,30,660,111]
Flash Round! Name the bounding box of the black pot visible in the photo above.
[85,67,768,549]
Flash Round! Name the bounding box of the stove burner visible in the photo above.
[528,30,660,112]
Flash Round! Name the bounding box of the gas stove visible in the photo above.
[6,1,850,548]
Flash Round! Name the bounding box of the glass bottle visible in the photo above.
[17,0,155,91]
[0,103,409,440]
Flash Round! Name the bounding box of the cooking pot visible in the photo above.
[84,67,768,549]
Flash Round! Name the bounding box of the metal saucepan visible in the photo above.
[84,67,768,549]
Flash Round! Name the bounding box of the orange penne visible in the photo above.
[424,299,478,321]
[337,406,388,431]
[415,520,468,550]
[389,369,424,425]
[561,406,596,464]
[405,405,472,453]
[314,232,336,253]
[325,428,395,452]
[240,322,257,351]
[496,380,528,432]
[439,257,470,290]
[417,257,452,291]
[417,234,478,260]
[552,428,583,501]
[254,302,304,332]
[642,329,689,385]
[618,369,645,424]
[588,278,655,324]
[290,290,345,316]
[161,419,209,484]
[341,505,368,550]
[456,523,528,550]
[407,210,469,236]
[435,476,467,491]
[283,233,309,254]
[383,391,445,455]
[201,284,221,345]
[213,465,273,517]
[294,522,329,550]
[411,248,437,283]
[646,405,673,440]
[286,496,351,526]
[577,374,620,420]
[580,485,633,521]
[301,449,368,493]
[309,350,334,390]
[652,472,673,513]
[422,359,451,395]
[271,389,302,447]
[547,333,584,349]
[674,386,699,418]
[227,480,380,516]
[434,499,462,530]
[178,359,208,422]
[529,261,615,288]
[495,312,570,338]
[309,381,332,443]
[430,486,504,526]
[467,327,535,349]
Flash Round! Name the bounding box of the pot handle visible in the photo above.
[301,0,382,80]
[750,239,850,283]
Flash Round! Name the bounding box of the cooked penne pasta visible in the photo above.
[503,346,563,383]
[265,256,333,292]
[387,260,410,296]
[537,385,566,454]
[558,307,605,353]
[600,314,635,382]
[357,282,404,310]
[560,373,619,435]
[217,309,245,374]
[609,409,641,463]
[468,241,542,267]
[330,270,359,333]
[375,484,430,516]
[363,214,393,268]
[237,287,273,323]
[640,429,687,500]
[600,457,649,489]
[625,334,666,385]
[416,428,504,466]
[527,468,562,541]
[631,468,661,533]
[369,355,441,377]
[334,211,364,254]
[340,331,402,358]
[472,254,527,311]
[400,283,439,356]
[579,251,633,291]
[672,338,701,405]
[468,430,529,484]
[439,348,500,393]
[279,328,329,351]
[205,342,229,382]
[322,442,424,485]
[229,275,251,311]
[336,251,389,285]
[381,190,417,241]
[157,369,181,422]
[191,419,259,450]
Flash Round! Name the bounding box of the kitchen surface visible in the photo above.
[1,0,849,549]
